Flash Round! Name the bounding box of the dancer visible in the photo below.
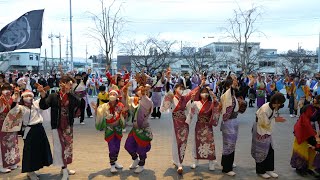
[160,68,205,174]
[251,92,286,179]
[187,86,220,171]
[94,85,127,173]
[220,75,240,176]
[255,74,266,108]
[0,83,20,173]
[3,90,52,180]
[124,78,153,174]
[73,73,90,125]
[290,95,320,177]
[39,75,80,180]
[151,72,165,119]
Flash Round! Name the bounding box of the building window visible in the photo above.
[215,46,224,52]
[215,46,232,52]
[29,55,33,60]
[16,56,19,60]
[224,46,232,52]
[35,55,39,61]
[259,61,275,67]
[302,59,311,63]
[181,65,189,68]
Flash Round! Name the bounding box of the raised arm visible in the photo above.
[185,78,205,102]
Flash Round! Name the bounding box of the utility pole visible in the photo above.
[55,33,62,65]
[86,44,88,68]
[69,0,74,71]
[48,33,54,68]
[66,38,69,71]
[318,31,320,72]
[44,49,47,74]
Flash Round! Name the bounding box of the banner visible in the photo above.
[0,9,44,52]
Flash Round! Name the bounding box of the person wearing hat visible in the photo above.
[3,89,53,179]
[94,85,127,173]
[0,83,20,173]
[38,75,80,180]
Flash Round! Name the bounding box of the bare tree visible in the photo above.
[121,38,177,74]
[222,5,264,74]
[88,0,125,65]
[181,45,217,73]
[281,49,314,75]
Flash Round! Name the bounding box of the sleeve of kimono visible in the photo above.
[160,91,173,113]
[1,105,24,132]
[185,100,198,125]
[105,71,113,81]
[39,93,53,110]
[185,86,201,102]
[210,100,220,126]
[95,104,107,130]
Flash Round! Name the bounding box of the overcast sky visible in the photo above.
[0,0,319,58]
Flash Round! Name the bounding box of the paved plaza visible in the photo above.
[1,99,318,180]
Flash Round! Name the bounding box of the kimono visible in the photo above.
[125,95,153,167]
[105,71,130,86]
[296,85,312,109]
[286,80,298,115]
[3,100,52,173]
[0,98,20,169]
[255,81,266,108]
[151,78,165,118]
[188,99,220,160]
[220,88,239,173]
[73,81,90,122]
[160,86,200,166]
[95,101,126,165]
[290,105,318,172]
[251,102,277,174]
[39,91,80,167]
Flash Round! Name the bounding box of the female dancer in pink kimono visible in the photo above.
[187,86,220,171]
[160,69,205,174]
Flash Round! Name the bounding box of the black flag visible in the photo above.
[0,9,44,52]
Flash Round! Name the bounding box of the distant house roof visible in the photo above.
[203,42,260,48]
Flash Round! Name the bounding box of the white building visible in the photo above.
[0,52,40,73]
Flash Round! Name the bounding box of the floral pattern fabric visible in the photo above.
[57,95,73,166]
[0,105,20,168]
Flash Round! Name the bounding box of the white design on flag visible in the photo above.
[0,16,30,48]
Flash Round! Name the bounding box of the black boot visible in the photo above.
[157,107,161,118]
[151,107,157,118]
